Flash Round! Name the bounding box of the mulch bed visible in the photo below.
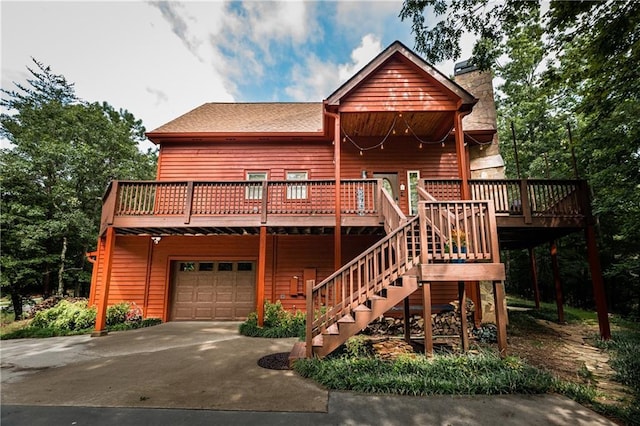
[257,352,291,370]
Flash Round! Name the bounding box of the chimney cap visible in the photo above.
[454,59,478,76]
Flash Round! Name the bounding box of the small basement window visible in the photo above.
[218,262,233,272]
[199,262,214,271]
[179,262,196,272]
[238,262,253,271]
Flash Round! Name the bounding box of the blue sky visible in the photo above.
[2,1,473,150]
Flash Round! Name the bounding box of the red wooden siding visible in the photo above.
[339,57,459,112]
[157,142,335,181]
[341,138,459,213]
[93,234,472,321]
[91,236,149,313]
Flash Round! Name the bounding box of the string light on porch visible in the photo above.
[463,131,494,150]
[341,114,397,154]
[341,112,494,153]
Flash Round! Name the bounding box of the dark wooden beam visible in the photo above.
[528,247,541,310]
[493,281,508,357]
[585,224,611,339]
[458,281,469,351]
[403,296,411,344]
[550,241,565,323]
[423,282,433,356]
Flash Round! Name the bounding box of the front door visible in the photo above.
[373,172,399,202]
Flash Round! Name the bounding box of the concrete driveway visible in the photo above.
[1,322,618,425]
[0,322,327,412]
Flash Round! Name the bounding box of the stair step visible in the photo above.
[324,324,340,335]
[370,294,386,300]
[312,334,323,347]
[353,304,372,312]
[337,314,355,323]
[288,342,307,367]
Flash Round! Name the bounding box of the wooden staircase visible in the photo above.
[311,275,420,357]
[290,197,506,363]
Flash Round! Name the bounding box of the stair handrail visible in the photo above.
[306,216,420,355]
[380,186,407,233]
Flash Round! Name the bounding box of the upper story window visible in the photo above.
[286,171,308,200]
[246,171,267,200]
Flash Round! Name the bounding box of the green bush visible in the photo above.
[239,301,305,338]
[31,300,96,331]
[5,300,160,339]
[106,302,130,326]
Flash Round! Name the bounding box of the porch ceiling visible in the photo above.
[341,111,453,140]
[113,225,385,237]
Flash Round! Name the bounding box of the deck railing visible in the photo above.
[418,201,500,263]
[102,179,380,226]
[422,179,587,222]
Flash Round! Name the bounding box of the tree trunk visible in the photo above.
[11,291,23,321]
[57,236,67,296]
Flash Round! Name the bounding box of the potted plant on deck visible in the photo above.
[448,228,467,263]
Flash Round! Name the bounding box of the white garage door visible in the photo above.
[171,261,256,320]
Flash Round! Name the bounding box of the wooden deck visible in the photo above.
[100,178,591,247]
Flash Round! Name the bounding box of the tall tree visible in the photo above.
[401,0,640,316]
[1,60,157,319]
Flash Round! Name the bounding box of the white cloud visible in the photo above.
[1,2,235,151]
[338,34,383,82]
[284,34,384,102]
[243,1,311,48]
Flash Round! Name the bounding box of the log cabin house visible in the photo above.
[88,41,610,358]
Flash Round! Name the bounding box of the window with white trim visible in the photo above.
[246,171,267,200]
[286,171,308,199]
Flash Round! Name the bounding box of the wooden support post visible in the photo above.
[520,179,532,224]
[458,281,469,352]
[528,247,541,310]
[305,279,314,358]
[333,113,342,270]
[92,227,115,337]
[143,237,153,316]
[403,296,411,343]
[550,241,565,323]
[87,240,103,306]
[183,181,194,224]
[256,226,267,326]
[585,224,611,340]
[493,281,508,357]
[422,282,433,356]
[454,111,470,199]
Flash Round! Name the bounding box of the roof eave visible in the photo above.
[146,131,329,145]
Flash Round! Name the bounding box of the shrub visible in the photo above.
[293,351,555,396]
[239,301,305,338]
[31,300,96,331]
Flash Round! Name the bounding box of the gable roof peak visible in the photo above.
[325,40,477,108]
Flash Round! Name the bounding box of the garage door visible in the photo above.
[171,261,256,320]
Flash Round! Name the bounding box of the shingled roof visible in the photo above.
[148,102,324,135]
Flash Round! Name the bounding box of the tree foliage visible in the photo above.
[1,60,157,319]
[402,1,640,316]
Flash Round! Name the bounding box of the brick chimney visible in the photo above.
[454,60,505,179]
